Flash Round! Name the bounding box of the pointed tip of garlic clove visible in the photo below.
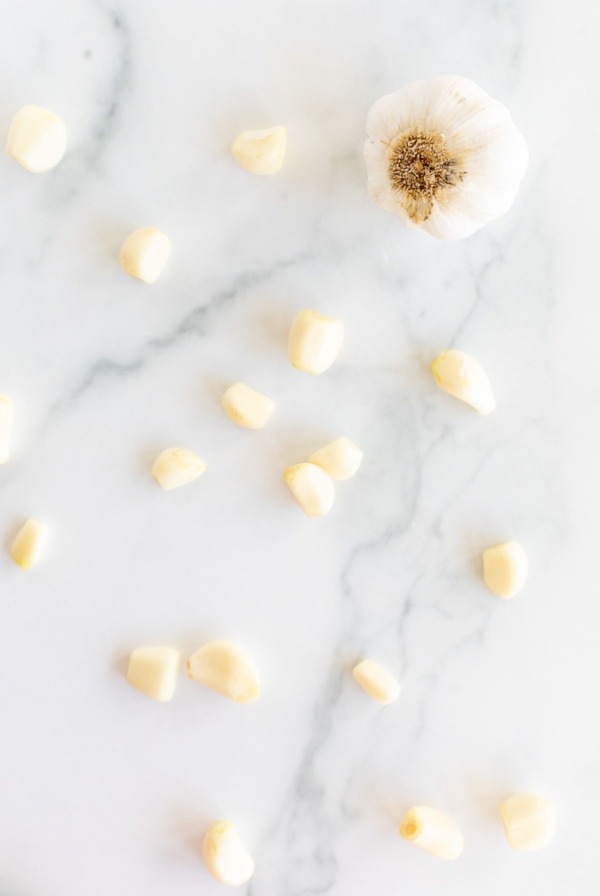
[222,383,275,430]
[6,104,67,173]
[431,350,496,414]
[10,519,49,571]
[202,821,255,886]
[399,806,464,860]
[187,641,260,704]
[483,541,528,599]
[0,395,14,464]
[352,659,401,705]
[231,126,287,175]
[308,437,363,480]
[288,309,344,375]
[151,447,206,490]
[120,227,171,284]
[283,463,335,517]
[500,794,557,851]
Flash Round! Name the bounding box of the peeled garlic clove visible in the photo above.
[500,794,557,851]
[283,463,335,517]
[309,437,363,480]
[0,395,14,464]
[10,519,49,571]
[399,806,464,860]
[6,104,67,173]
[222,383,275,430]
[188,640,260,704]
[126,646,180,702]
[231,126,287,175]
[431,350,496,414]
[202,821,255,886]
[352,659,400,705]
[119,227,171,284]
[152,447,206,491]
[288,309,344,375]
[483,541,528,599]
[364,75,528,240]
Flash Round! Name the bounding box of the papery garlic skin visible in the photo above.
[483,541,528,599]
[352,659,401,705]
[10,519,49,571]
[284,463,335,517]
[0,395,14,464]
[6,105,67,172]
[399,806,464,860]
[500,794,557,851]
[309,437,363,480]
[431,350,496,414]
[365,76,528,240]
[288,310,344,375]
[202,821,255,886]
[120,227,171,284]
[126,647,180,702]
[222,383,275,430]
[231,126,287,175]
[152,448,206,490]
[188,641,260,704]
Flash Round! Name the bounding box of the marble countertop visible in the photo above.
[1,1,598,894]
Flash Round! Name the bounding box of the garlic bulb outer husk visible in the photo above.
[364,75,528,240]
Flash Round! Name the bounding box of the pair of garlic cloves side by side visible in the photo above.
[284,437,363,517]
[399,794,556,859]
[126,640,260,704]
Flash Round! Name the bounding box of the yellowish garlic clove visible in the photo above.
[120,227,171,284]
[0,395,14,464]
[6,104,67,172]
[222,382,275,430]
[431,350,496,415]
[202,821,255,886]
[288,309,344,375]
[483,541,528,599]
[152,447,206,491]
[500,793,557,851]
[188,640,260,704]
[10,519,49,571]
[309,437,363,480]
[399,806,464,860]
[231,126,287,175]
[283,463,335,517]
[352,659,400,705]
[126,647,180,702]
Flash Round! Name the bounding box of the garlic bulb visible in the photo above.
[364,75,528,240]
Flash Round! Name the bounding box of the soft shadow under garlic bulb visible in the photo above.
[364,75,528,240]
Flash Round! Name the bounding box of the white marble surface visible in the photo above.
[0,1,598,894]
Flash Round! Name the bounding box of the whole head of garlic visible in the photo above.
[364,75,528,240]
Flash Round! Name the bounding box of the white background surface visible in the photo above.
[1,1,599,894]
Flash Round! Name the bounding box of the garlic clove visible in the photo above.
[231,126,287,175]
[399,806,464,860]
[126,647,180,702]
[222,383,275,430]
[0,395,14,464]
[187,641,260,704]
[431,350,496,414]
[6,104,67,173]
[352,659,401,705]
[119,227,171,284]
[500,794,557,851]
[288,309,344,375]
[308,437,363,480]
[483,541,528,599]
[283,463,335,517]
[152,448,206,490]
[202,821,255,886]
[365,75,528,240]
[10,519,49,571]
